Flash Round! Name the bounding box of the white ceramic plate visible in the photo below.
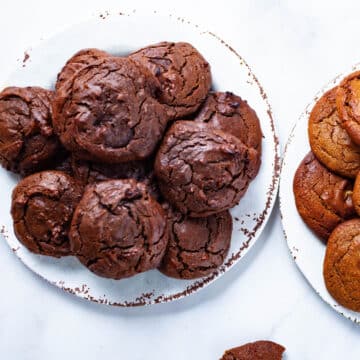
[0,10,279,306]
[280,63,360,323]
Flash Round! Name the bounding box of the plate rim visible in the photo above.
[0,9,281,307]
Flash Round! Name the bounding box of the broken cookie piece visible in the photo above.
[221,340,285,360]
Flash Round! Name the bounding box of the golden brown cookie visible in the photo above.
[221,341,285,360]
[352,172,360,216]
[309,87,360,178]
[323,219,360,312]
[293,152,355,241]
[336,71,360,145]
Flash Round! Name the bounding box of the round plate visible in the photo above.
[0,10,279,306]
[280,63,360,323]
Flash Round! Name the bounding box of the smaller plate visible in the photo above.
[280,62,360,324]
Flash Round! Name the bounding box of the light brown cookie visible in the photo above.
[336,71,360,145]
[323,219,360,312]
[293,152,355,241]
[309,87,360,178]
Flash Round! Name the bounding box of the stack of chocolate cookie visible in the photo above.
[293,72,360,311]
[1,42,262,281]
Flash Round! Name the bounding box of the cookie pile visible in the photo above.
[1,42,262,281]
[293,72,360,311]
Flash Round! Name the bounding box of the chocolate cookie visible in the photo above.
[155,121,258,217]
[11,171,83,257]
[130,42,211,119]
[0,86,60,175]
[69,179,168,279]
[52,56,168,162]
[55,48,109,91]
[336,71,360,145]
[309,87,360,178]
[70,156,149,184]
[159,205,232,279]
[293,152,355,241]
[52,154,73,175]
[195,91,262,152]
[221,341,285,360]
[323,219,360,311]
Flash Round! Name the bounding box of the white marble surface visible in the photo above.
[0,1,360,359]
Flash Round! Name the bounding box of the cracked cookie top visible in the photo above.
[11,171,83,257]
[324,219,360,312]
[336,71,360,146]
[55,48,110,92]
[309,87,360,178]
[0,86,60,175]
[69,179,168,280]
[293,152,355,241]
[155,121,259,217]
[195,91,262,153]
[159,204,232,279]
[221,341,285,360]
[52,56,169,163]
[130,41,211,119]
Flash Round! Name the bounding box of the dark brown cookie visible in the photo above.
[155,121,259,217]
[52,153,73,175]
[159,205,232,279]
[70,156,149,184]
[68,156,161,200]
[221,341,285,360]
[142,170,162,202]
[323,219,360,312]
[69,179,168,279]
[130,41,211,119]
[11,171,83,257]
[0,86,60,175]
[55,48,109,91]
[336,71,360,145]
[52,56,168,163]
[309,87,360,178]
[293,152,355,241]
[195,91,262,152]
